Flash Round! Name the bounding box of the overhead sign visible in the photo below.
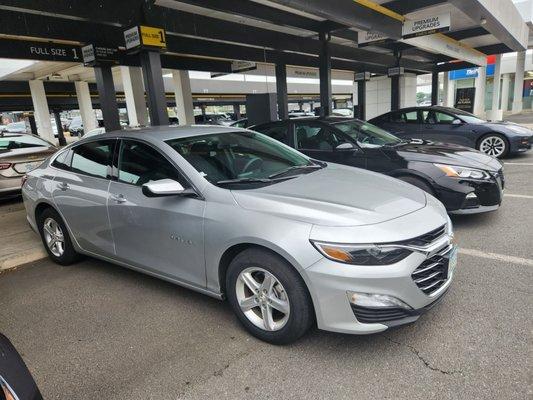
[354,72,371,81]
[449,64,495,80]
[358,30,391,47]
[124,26,166,51]
[231,60,257,73]
[402,13,451,39]
[81,44,120,66]
[403,35,487,66]
[292,69,318,79]
[388,67,405,77]
[0,39,82,62]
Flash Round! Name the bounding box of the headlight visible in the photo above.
[434,163,490,180]
[311,241,412,265]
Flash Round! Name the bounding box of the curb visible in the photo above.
[0,249,48,272]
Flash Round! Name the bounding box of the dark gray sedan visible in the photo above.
[369,106,533,158]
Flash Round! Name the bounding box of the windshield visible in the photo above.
[0,134,51,150]
[166,131,315,188]
[333,120,403,147]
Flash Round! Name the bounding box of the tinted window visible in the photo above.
[118,140,185,186]
[51,150,72,170]
[295,123,348,150]
[0,135,50,150]
[423,111,456,124]
[334,120,402,147]
[71,140,115,179]
[254,124,289,145]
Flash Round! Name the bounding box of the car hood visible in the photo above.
[395,141,502,171]
[231,163,427,227]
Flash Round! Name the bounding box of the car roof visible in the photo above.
[384,106,461,114]
[252,116,355,127]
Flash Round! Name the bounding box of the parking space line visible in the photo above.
[504,162,533,166]
[459,248,533,267]
[504,193,533,199]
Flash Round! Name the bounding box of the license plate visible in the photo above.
[447,246,458,277]
[23,161,41,172]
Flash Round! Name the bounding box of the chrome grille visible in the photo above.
[411,244,452,295]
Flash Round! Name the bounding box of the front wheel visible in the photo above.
[226,248,314,344]
[478,134,509,158]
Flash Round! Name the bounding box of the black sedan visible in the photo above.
[251,117,504,214]
[369,106,532,158]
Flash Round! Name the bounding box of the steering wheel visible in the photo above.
[241,157,263,174]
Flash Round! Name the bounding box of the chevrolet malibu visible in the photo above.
[22,126,456,344]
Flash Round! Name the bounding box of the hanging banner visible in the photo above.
[455,87,476,113]
[354,72,371,81]
[402,13,451,39]
[358,30,392,47]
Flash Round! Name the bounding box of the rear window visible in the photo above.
[0,135,50,150]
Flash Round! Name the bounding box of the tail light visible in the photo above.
[21,174,28,187]
[0,162,12,170]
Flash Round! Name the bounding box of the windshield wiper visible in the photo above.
[268,164,324,179]
[216,177,273,186]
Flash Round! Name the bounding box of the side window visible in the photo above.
[295,123,348,151]
[118,140,186,187]
[51,150,72,171]
[71,140,115,179]
[256,124,289,145]
[434,111,456,124]
[402,111,419,123]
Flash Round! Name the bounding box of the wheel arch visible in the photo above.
[476,131,510,149]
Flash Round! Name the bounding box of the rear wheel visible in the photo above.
[477,134,509,158]
[226,248,314,344]
[37,208,80,265]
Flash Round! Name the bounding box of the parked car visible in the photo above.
[195,113,233,126]
[83,127,106,138]
[230,118,249,128]
[369,106,533,158]
[4,121,28,134]
[252,117,504,214]
[0,133,57,197]
[67,116,84,136]
[23,125,455,344]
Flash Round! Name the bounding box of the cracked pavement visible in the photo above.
[0,151,532,399]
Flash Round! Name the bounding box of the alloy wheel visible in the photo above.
[43,217,65,257]
[479,136,506,157]
[235,267,290,331]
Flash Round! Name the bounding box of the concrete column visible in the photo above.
[512,50,526,114]
[431,71,439,105]
[94,65,121,132]
[29,80,54,142]
[171,70,194,126]
[319,31,332,117]
[275,62,289,120]
[357,80,366,120]
[74,81,97,135]
[140,50,169,126]
[53,110,66,146]
[489,54,503,121]
[501,73,510,112]
[443,72,454,107]
[121,66,148,127]
[473,66,487,117]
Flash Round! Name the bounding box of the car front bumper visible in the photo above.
[304,238,456,334]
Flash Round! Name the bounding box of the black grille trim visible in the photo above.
[397,224,446,247]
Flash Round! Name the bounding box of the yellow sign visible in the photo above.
[139,26,166,48]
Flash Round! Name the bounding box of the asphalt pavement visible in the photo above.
[0,152,532,400]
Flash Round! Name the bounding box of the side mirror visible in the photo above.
[452,119,463,125]
[335,142,357,151]
[142,179,192,197]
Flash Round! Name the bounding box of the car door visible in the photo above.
[107,139,206,287]
[419,110,473,146]
[378,110,421,140]
[51,139,116,256]
[293,121,366,168]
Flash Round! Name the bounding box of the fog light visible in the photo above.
[347,291,412,310]
[466,192,477,199]
[464,192,479,208]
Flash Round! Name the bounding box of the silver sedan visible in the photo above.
[22,126,456,344]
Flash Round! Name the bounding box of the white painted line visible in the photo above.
[504,193,533,199]
[459,248,533,267]
[504,162,533,166]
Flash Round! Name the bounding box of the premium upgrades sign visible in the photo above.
[358,30,391,47]
[402,13,450,39]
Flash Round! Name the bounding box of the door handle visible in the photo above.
[110,194,126,204]
[57,182,69,191]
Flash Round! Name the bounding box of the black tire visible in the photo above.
[397,175,435,196]
[226,248,314,345]
[37,207,81,265]
[477,133,509,158]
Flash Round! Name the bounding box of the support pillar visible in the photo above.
[140,50,169,126]
[233,104,241,120]
[489,54,502,121]
[512,50,526,114]
[357,80,366,120]
[74,81,97,135]
[501,73,510,112]
[443,72,454,107]
[474,66,487,117]
[319,31,332,117]
[94,66,121,132]
[431,71,439,105]
[29,80,54,142]
[171,70,194,126]
[391,75,400,111]
[28,115,37,135]
[121,66,148,127]
[275,62,288,120]
[53,110,67,146]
